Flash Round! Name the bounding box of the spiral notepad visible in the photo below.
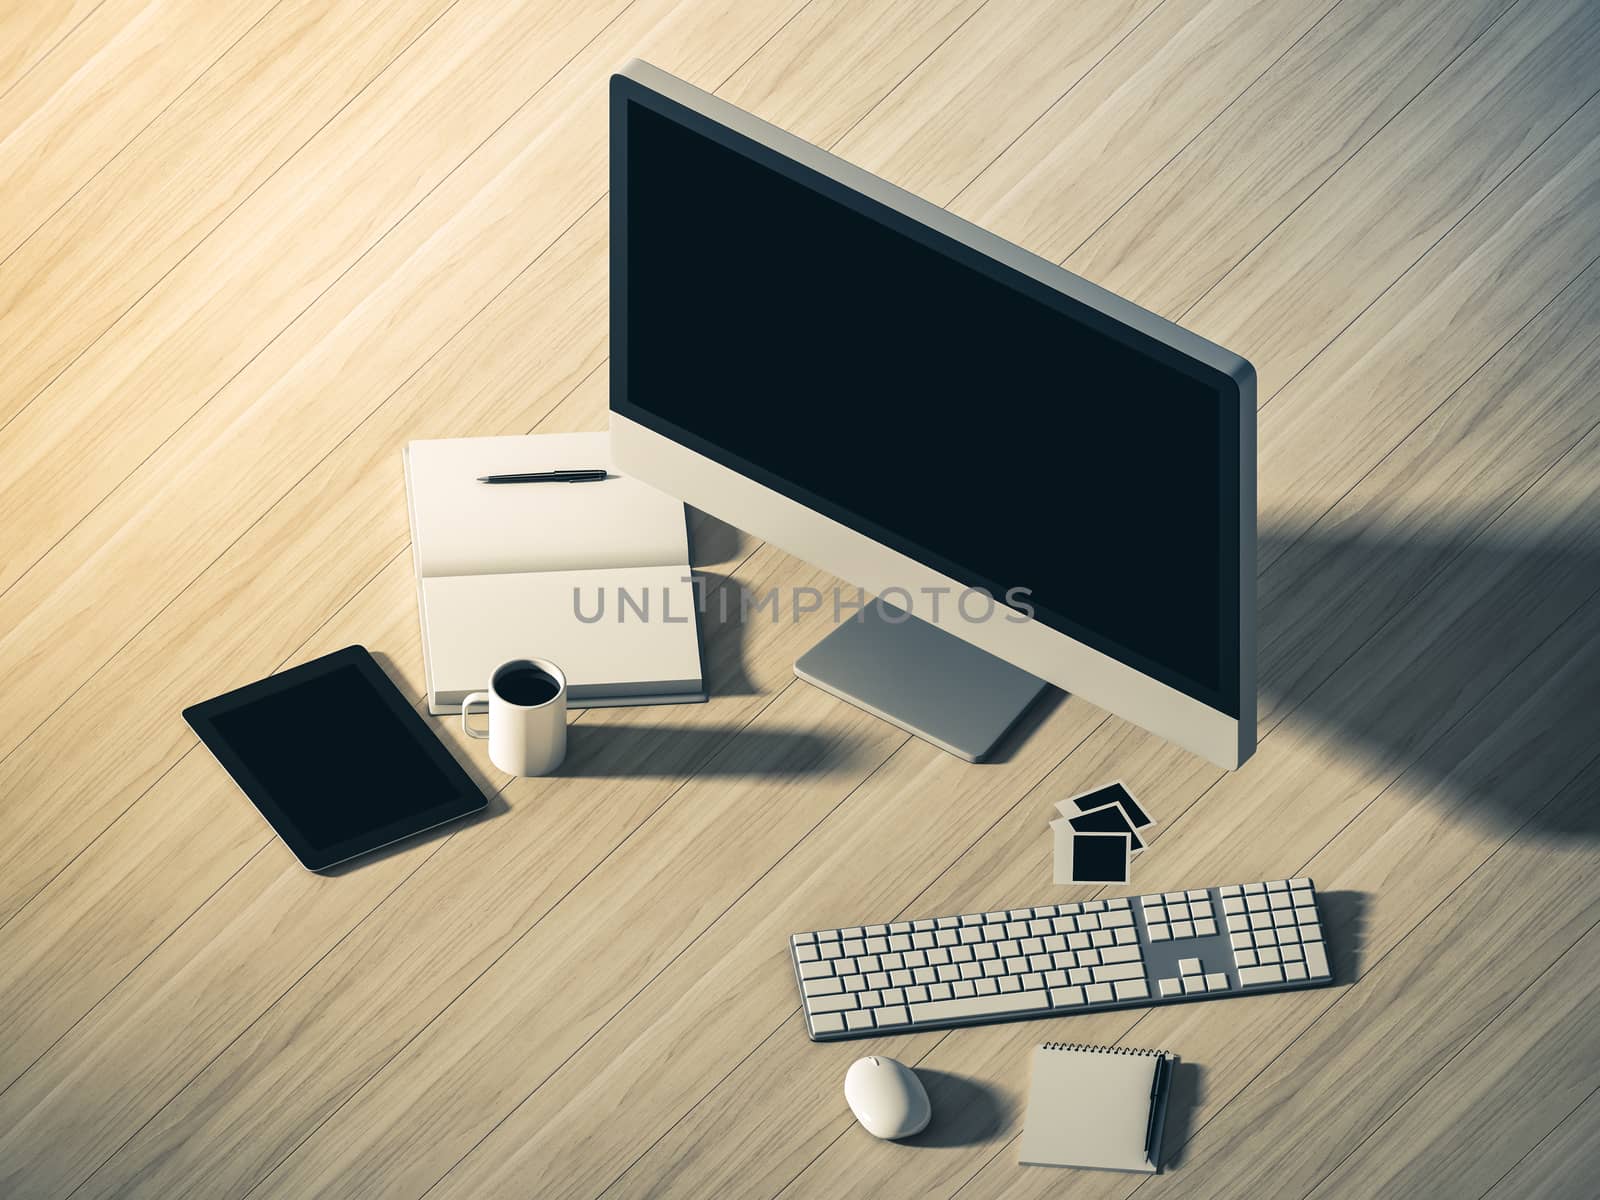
[1017,1043,1175,1173]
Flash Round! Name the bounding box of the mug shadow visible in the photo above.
[556,725,858,777]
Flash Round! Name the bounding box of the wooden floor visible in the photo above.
[2,0,1597,1195]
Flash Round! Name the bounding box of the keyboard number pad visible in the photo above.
[1222,881,1329,984]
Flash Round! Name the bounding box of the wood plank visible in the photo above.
[1178,0,1600,393]
[1258,253,1600,727]
[0,0,627,594]
[831,0,1163,206]
[1054,0,1519,313]
[954,0,1346,254]
[1481,1087,1600,1200]
[1255,92,1600,559]
[0,0,459,430]
[0,0,104,103]
[1306,921,1600,1198]
[0,0,277,262]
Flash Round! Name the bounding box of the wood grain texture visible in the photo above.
[1,0,1596,1197]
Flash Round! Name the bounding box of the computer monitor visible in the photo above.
[609,60,1256,769]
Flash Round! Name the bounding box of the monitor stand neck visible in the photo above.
[793,601,1047,762]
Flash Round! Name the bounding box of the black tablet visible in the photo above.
[183,646,487,871]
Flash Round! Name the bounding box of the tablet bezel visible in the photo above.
[183,645,487,872]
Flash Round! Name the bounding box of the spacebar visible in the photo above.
[910,990,1050,1024]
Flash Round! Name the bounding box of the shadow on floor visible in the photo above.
[1257,519,1600,838]
[904,1069,1010,1148]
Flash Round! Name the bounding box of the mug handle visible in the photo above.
[461,692,491,740]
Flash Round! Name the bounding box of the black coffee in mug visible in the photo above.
[495,665,561,707]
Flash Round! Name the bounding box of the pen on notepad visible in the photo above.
[476,469,608,484]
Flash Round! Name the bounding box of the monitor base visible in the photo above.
[794,602,1048,762]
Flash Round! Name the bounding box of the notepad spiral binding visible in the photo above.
[1040,1042,1167,1055]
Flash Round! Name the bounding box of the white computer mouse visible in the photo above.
[844,1055,931,1140]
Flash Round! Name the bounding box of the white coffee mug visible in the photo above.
[461,658,567,776]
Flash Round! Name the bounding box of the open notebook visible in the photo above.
[404,432,705,713]
[1018,1043,1174,1173]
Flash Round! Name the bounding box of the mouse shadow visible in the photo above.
[1156,1060,1205,1171]
[903,1069,1010,1148]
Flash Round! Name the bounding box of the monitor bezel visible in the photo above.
[609,60,1256,768]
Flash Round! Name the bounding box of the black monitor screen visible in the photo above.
[612,80,1242,716]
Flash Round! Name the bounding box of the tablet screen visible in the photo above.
[185,647,485,870]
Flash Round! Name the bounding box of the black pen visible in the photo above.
[476,469,608,484]
[1143,1052,1170,1168]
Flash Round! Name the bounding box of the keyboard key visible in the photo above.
[1205,972,1228,991]
[803,977,843,996]
[1115,928,1137,944]
[796,944,819,962]
[810,1012,844,1033]
[807,992,858,1013]
[1303,942,1330,979]
[910,990,1050,1023]
[1114,979,1149,1001]
[1183,976,1207,994]
[1084,983,1114,1004]
[928,982,953,1001]
[1171,921,1193,938]
[1148,924,1170,941]
[1195,919,1217,936]
[953,980,976,998]
[1159,977,1182,996]
[974,978,998,995]
[845,1010,873,1030]
[1050,985,1087,1007]
[1101,910,1134,928]
[1282,943,1304,961]
[1284,962,1308,981]
[1178,958,1202,974]
[1069,967,1093,985]
[1092,962,1144,983]
[799,960,833,979]
[1237,964,1285,987]
[1236,949,1257,966]
[1101,945,1141,964]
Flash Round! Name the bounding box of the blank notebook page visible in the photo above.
[1017,1044,1171,1173]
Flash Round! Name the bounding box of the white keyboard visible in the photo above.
[791,878,1333,1040]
